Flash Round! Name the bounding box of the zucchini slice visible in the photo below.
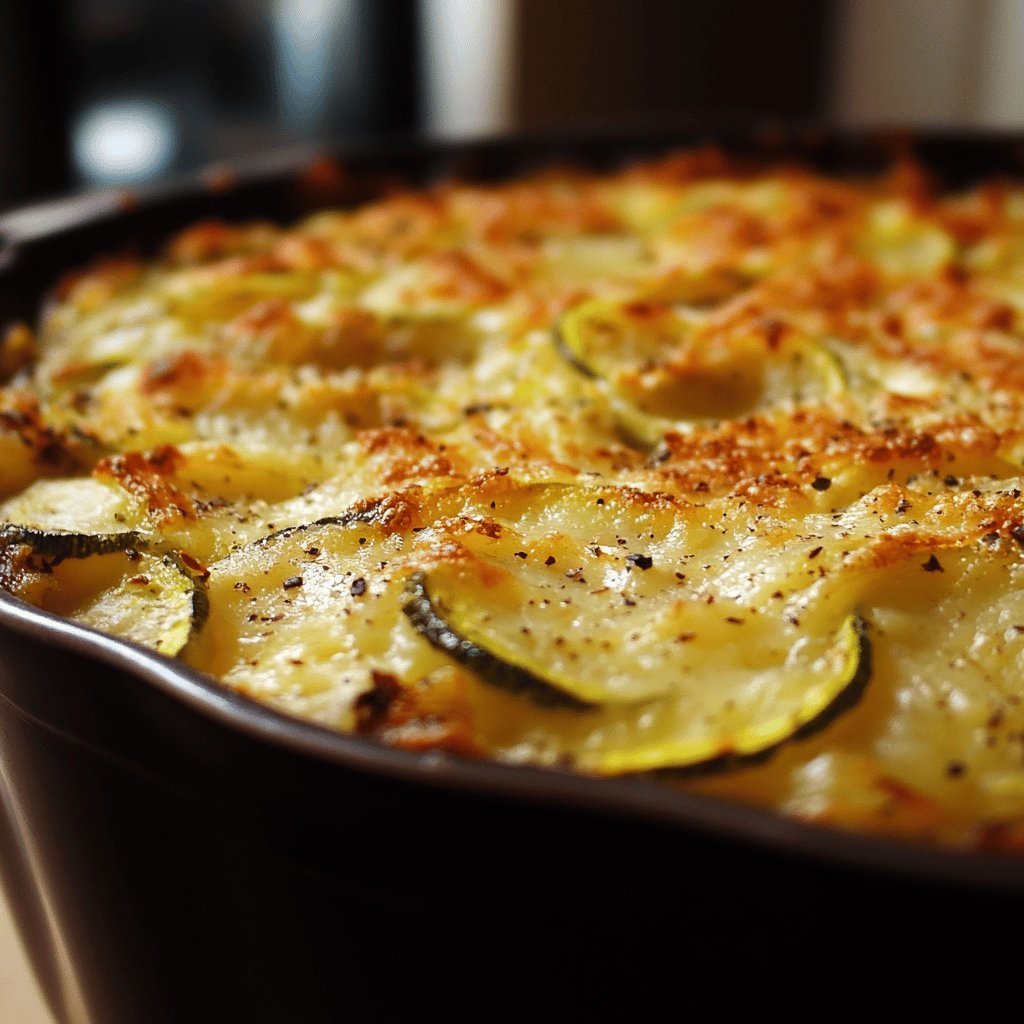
[0,524,144,559]
[555,299,846,443]
[184,477,879,774]
[598,614,871,775]
[403,557,674,708]
[2,543,205,657]
[0,523,207,657]
[65,550,206,656]
[403,543,872,772]
[395,482,874,770]
[403,572,595,710]
[0,477,143,538]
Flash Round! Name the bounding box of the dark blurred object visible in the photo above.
[0,0,423,210]
[71,0,276,175]
[515,0,835,127]
[275,0,421,139]
[1,0,837,213]
[6,0,1021,216]
[0,0,75,205]
[67,0,421,185]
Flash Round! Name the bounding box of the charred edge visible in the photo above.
[0,524,145,559]
[189,577,211,635]
[655,615,873,781]
[401,572,595,712]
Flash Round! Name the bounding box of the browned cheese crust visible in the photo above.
[5,148,1024,850]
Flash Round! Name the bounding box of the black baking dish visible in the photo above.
[2,125,1024,1023]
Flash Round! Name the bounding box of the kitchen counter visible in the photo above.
[1,889,51,1023]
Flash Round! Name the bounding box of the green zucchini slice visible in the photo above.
[555,299,846,443]
[2,543,205,658]
[403,562,674,708]
[394,480,875,771]
[0,523,207,657]
[403,572,595,710]
[65,550,206,656]
[0,477,143,538]
[0,523,144,559]
[598,614,871,775]
[182,477,879,774]
[403,554,872,770]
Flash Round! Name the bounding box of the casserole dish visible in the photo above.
[3,126,1024,1023]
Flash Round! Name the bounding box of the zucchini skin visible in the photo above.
[790,615,873,743]
[250,515,349,549]
[249,501,409,550]
[552,312,600,380]
[166,551,211,637]
[406,558,872,775]
[656,616,873,779]
[0,524,144,559]
[402,572,596,711]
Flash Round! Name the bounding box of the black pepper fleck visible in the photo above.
[626,553,654,571]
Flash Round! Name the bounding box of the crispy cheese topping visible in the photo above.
[6,149,1024,849]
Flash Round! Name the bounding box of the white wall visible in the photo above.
[421,0,515,138]
[832,0,1024,127]
[975,0,1024,125]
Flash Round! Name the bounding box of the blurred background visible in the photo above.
[3,0,1024,213]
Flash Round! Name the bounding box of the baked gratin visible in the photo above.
[3,149,1024,850]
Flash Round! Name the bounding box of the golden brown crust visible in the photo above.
[10,148,1024,847]
[94,447,196,524]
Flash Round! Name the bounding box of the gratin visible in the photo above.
[3,148,1024,849]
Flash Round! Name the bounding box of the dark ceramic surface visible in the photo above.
[2,126,1024,1022]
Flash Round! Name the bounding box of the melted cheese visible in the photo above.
[5,149,1024,850]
